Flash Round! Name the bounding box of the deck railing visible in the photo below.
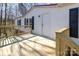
[0,24,32,48]
[56,28,79,56]
[0,25,32,39]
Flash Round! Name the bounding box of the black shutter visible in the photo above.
[69,8,78,38]
[24,18,27,28]
[27,19,28,25]
[32,16,34,30]
[24,18,26,25]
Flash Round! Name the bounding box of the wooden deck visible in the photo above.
[0,34,56,56]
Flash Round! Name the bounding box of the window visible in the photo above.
[17,19,21,26]
[29,18,32,25]
[24,18,26,25]
[24,18,28,28]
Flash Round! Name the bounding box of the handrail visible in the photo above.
[56,27,79,55]
[0,25,32,39]
[60,32,79,55]
[61,32,79,47]
[0,25,32,28]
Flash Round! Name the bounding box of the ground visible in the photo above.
[0,34,56,56]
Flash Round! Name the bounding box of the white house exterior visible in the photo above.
[15,3,79,40]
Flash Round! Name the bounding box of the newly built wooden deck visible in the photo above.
[0,34,55,56]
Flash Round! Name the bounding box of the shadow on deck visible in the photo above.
[0,34,56,56]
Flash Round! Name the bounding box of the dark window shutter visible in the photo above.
[27,19,28,25]
[32,16,34,30]
[69,8,78,38]
[24,18,27,25]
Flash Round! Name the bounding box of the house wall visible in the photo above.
[29,7,53,38]
[15,17,31,33]
[28,7,70,39]
[25,7,49,36]
[50,4,79,39]
[15,4,79,40]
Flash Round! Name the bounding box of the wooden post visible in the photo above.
[56,32,62,56]
[56,28,69,56]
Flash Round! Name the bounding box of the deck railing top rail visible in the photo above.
[56,27,79,56]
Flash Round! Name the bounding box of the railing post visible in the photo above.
[56,32,62,56]
[56,28,69,56]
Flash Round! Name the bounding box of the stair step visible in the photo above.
[0,36,24,47]
[11,37,16,42]
[13,38,17,42]
[4,39,6,45]
[9,37,14,43]
[8,38,10,44]
[10,37,15,43]
[5,38,8,44]
[0,40,3,46]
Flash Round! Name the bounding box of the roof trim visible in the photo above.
[16,3,75,19]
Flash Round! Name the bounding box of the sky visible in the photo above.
[0,3,52,18]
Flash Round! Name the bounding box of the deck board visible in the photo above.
[0,34,56,56]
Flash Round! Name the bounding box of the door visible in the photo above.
[32,16,42,35]
[69,8,78,38]
[42,14,51,38]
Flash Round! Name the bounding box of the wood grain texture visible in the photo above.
[0,34,55,56]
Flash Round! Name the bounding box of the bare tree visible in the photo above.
[0,3,3,25]
[4,3,7,25]
[0,3,3,36]
[0,3,16,37]
[18,3,27,16]
[0,3,33,37]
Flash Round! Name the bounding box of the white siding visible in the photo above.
[42,13,51,38]
[29,7,69,39]
[15,4,79,40]
[33,15,42,35]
